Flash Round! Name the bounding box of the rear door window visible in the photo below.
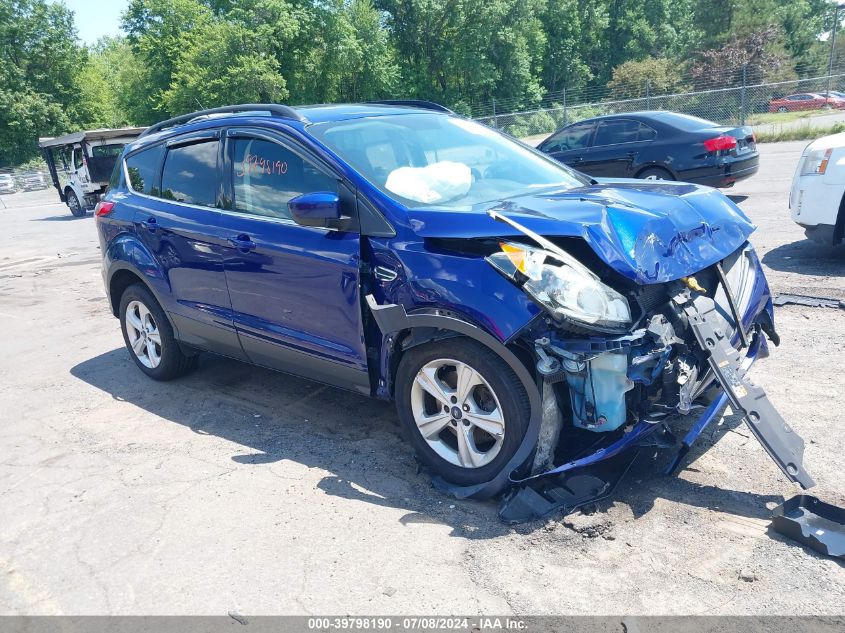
[230,137,337,220]
[593,120,643,146]
[160,140,219,207]
[125,144,165,196]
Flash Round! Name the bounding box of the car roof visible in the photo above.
[125,102,448,153]
[296,103,444,123]
[558,110,717,128]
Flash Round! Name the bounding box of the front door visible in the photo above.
[219,129,370,394]
[538,121,595,173]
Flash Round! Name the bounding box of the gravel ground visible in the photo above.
[0,142,843,615]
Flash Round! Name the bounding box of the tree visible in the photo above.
[0,0,82,165]
[376,0,546,111]
[121,0,214,120]
[607,58,690,99]
[690,26,794,88]
[603,0,700,82]
[164,19,288,114]
[541,0,601,96]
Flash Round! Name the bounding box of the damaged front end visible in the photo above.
[367,180,815,524]
[480,213,813,522]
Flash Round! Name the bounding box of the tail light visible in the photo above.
[94,201,115,217]
[703,135,738,152]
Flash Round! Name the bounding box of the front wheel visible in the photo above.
[67,190,85,217]
[119,283,197,380]
[395,338,530,486]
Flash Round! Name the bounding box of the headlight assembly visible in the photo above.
[487,241,631,332]
[800,147,832,176]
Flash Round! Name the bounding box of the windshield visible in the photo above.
[308,113,587,208]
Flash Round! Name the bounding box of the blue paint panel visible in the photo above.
[217,212,369,378]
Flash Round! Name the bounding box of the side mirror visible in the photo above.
[289,192,342,228]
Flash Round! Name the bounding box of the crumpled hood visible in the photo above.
[406,180,756,284]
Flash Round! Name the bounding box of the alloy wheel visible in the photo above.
[124,300,162,368]
[410,358,505,468]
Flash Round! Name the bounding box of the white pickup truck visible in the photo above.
[39,128,144,216]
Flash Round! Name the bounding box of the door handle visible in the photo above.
[228,234,256,252]
[144,217,157,232]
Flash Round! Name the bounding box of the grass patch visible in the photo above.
[756,122,845,143]
[746,109,832,126]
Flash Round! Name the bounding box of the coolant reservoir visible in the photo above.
[563,351,634,432]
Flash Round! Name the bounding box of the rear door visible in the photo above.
[580,119,656,177]
[219,127,370,393]
[538,121,595,171]
[127,133,245,359]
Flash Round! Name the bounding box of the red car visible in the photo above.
[768,93,845,113]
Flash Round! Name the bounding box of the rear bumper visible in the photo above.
[682,153,760,188]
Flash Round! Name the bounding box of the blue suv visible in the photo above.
[96,102,812,514]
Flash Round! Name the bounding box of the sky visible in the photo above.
[58,0,129,45]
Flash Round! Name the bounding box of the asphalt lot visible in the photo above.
[0,141,843,615]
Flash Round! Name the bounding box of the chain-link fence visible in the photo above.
[474,71,845,139]
[0,159,52,198]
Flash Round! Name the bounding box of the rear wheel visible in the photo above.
[638,166,675,181]
[395,338,530,486]
[119,284,196,380]
[67,190,85,217]
[777,106,788,113]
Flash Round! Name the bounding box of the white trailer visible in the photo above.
[39,127,145,216]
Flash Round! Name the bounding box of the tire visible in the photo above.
[777,106,788,113]
[67,189,85,217]
[395,337,530,486]
[637,166,675,181]
[118,283,197,380]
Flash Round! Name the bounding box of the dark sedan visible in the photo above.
[537,111,759,188]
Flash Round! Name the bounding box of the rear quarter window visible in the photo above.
[125,145,165,196]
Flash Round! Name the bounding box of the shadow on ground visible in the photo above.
[70,348,784,537]
[32,213,90,221]
[762,239,845,278]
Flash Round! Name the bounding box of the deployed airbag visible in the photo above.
[386,161,471,204]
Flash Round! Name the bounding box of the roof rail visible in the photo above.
[139,104,307,138]
[365,100,453,114]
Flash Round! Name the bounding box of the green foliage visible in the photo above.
[607,58,691,99]
[164,19,288,113]
[0,0,86,165]
[376,0,546,110]
[1,0,841,166]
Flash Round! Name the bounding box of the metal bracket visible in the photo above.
[682,294,814,489]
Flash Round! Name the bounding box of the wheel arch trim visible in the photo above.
[365,294,542,501]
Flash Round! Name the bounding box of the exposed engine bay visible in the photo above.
[484,230,814,523]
